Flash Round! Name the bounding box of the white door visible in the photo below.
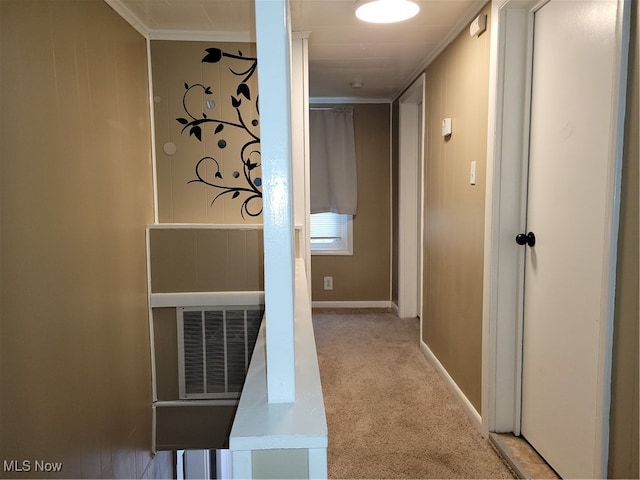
[520,1,626,478]
[416,100,424,318]
[398,75,425,318]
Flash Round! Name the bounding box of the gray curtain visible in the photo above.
[309,109,357,215]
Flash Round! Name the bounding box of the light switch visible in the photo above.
[442,118,452,137]
[470,161,477,185]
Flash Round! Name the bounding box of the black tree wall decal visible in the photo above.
[176,48,262,219]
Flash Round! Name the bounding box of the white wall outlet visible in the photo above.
[323,276,333,290]
[470,161,477,185]
[442,117,452,137]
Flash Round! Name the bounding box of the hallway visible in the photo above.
[312,309,515,479]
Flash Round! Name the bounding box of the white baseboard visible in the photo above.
[391,302,399,315]
[419,340,482,432]
[311,300,392,309]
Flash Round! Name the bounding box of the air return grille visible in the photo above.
[177,306,263,399]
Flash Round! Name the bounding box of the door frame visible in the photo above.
[482,0,631,476]
[398,74,426,319]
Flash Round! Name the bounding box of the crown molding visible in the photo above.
[392,1,488,101]
[148,30,254,42]
[104,0,149,37]
[310,97,392,104]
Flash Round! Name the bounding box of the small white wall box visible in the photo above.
[442,117,452,137]
[469,14,487,37]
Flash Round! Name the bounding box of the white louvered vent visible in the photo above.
[177,306,263,399]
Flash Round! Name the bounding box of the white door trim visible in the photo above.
[483,1,630,476]
[398,74,426,319]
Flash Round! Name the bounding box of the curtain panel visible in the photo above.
[309,109,358,215]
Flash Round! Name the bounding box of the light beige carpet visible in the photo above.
[312,309,515,480]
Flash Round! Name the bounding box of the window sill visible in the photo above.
[311,249,353,256]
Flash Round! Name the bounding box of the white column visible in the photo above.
[308,448,328,479]
[231,450,252,479]
[291,34,311,287]
[255,0,296,404]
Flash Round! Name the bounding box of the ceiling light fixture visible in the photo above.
[354,0,420,24]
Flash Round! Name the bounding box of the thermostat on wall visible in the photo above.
[442,118,452,137]
[470,14,487,37]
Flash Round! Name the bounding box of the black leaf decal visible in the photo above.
[202,48,223,63]
[190,126,202,141]
[237,83,251,100]
[182,48,263,220]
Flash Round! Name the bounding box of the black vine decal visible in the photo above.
[176,48,262,219]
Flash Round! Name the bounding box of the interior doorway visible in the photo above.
[484,1,630,478]
[397,74,426,319]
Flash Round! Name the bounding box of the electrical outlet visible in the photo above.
[323,276,333,291]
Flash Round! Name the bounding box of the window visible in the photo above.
[310,212,353,255]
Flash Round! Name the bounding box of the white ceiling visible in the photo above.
[110,0,485,101]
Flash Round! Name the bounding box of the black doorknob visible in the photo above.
[515,232,536,247]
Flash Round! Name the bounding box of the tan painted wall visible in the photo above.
[151,41,262,224]
[311,103,391,302]
[155,405,236,450]
[0,1,173,478]
[608,3,639,477]
[149,228,264,293]
[420,4,491,411]
[252,449,308,479]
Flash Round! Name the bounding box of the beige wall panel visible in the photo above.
[155,406,236,450]
[0,1,172,478]
[421,4,491,411]
[311,104,391,302]
[172,42,208,222]
[609,3,639,477]
[244,229,265,290]
[152,43,175,221]
[226,230,251,289]
[153,308,180,401]
[150,228,264,293]
[151,229,200,293]
[151,41,261,224]
[197,230,234,292]
[252,449,309,479]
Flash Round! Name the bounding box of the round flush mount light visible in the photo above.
[354,0,420,24]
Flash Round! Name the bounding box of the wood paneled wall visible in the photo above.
[311,103,391,303]
[0,1,172,477]
[149,228,264,293]
[151,41,262,224]
[420,3,492,411]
